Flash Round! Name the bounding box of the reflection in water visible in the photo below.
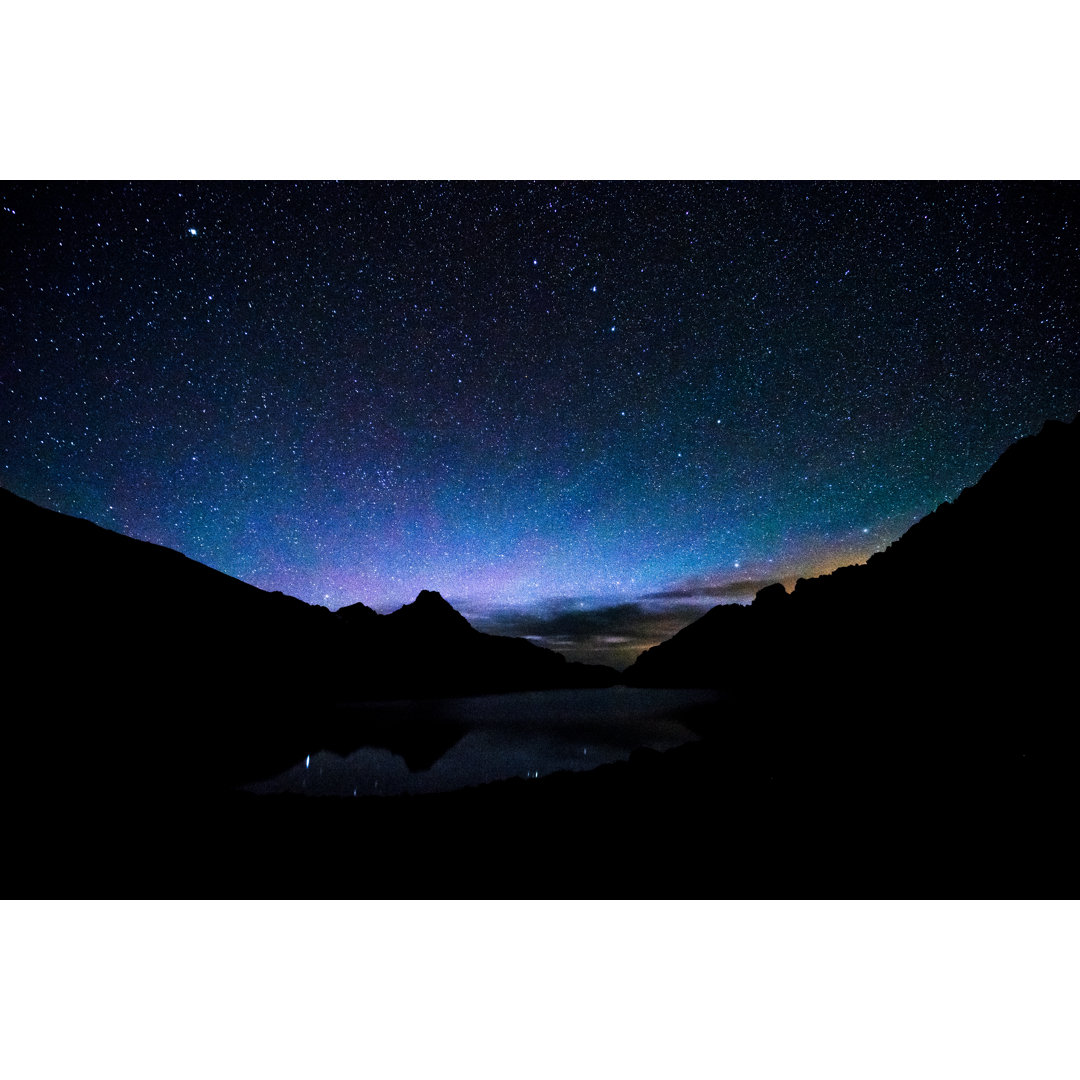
[245,687,722,797]
[318,704,469,772]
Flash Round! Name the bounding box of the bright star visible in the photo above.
[188,228,198,236]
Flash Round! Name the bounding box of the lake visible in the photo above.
[245,686,722,797]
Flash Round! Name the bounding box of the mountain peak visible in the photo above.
[387,589,476,635]
[414,589,452,607]
[336,599,378,622]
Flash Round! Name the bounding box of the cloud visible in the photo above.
[642,578,778,601]
[472,600,702,671]
[468,573,789,670]
[481,602,646,640]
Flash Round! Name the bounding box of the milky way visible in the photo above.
[3,181,1078,666]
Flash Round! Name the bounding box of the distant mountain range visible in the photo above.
[624,414,1079,716]
[2,488,616,694]
[4,413,1076,798]
[5,415,1079,892]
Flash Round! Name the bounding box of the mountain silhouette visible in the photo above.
[5,417,1079,892]
[386,589,477,636]
[351,587,619,702]
[1,489,617,790]
[624,414,1079,720]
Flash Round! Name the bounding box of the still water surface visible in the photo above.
[246,686,721,797]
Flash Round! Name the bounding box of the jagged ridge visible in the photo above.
[1,489,617,787]
[624,414,1080,708]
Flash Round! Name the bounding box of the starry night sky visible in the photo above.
[3,181,1078,668]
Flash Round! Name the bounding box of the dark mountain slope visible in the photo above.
[1,490,616,791]
[625,415,1079,718]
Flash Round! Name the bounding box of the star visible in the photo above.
[3,180,1077,670]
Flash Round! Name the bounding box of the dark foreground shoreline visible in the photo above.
[15,688,1074,895]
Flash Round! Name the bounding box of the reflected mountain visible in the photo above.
[320,703,469,773]
[250,687,720,798]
